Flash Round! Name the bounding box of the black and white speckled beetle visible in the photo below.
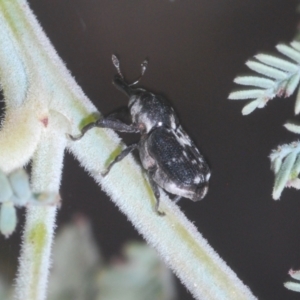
[71,55,210,215]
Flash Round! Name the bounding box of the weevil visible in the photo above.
[70,55,211,215]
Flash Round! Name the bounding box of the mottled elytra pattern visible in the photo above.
[70,55,210,215]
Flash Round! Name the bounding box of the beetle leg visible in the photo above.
[69,117,138,141]
[147,174,165,216]
[97,117,139,133]
[68,121,97,140]
[102,144,138,176]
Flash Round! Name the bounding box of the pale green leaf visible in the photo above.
[287,178,300,189]
[284,122,300,134]
[246,61,287,80]
[284,281,300,292]
[294,86,300,114]
[8,169,31,204]
[271,156,282,174]
[241,99,260,115]
[290,153,300,179]
[286,72,300,96]
[276,44,300,63]
[273,151,298,200]
[234,76,275,88]
[276,80,288,95]
[228,89,265,100]
[0,202,17,238]
[270,143,300,163]
[289,269,300,281]
[255,54,299,73]
[291,40,300,52]
[257,99,268,108]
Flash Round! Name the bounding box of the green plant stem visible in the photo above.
[14,111,67,300]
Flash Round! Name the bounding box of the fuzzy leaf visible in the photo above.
[241,99,261,115]
[255,54,299,73]
[228,89,265,100]
[234,76,275,88]
[246,61,287,80]
[0,202,17,238]
[284,281,300,292]
[289,269,300,281]
[271,156,282,174]
[270,143,300,163]
[276,44,300,64]
[273,151,298,200]
[287,178,300,189]
[276,80,288,96]
[286,73,300,97]
[10,195,28,207]
[257,99,268,108]
[284,122,300,134]
[290,153,300,179]
[8,169,31,204]
[294,86,300,114]
[291,41,300,52]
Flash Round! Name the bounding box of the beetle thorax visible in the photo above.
[129,92,177,133]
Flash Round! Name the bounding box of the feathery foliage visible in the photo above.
[285,269,300,292]
[269,141,300,200]
[229,39,300,200]
[229,41,300,115]
[229,3,300,293]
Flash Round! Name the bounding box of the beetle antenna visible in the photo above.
[112,54,124,79]
[130,59,148,86]
[112,54,148,86]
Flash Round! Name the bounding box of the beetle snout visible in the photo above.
[193,183,209,201]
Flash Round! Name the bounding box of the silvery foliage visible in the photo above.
[229,7,300,292]
[229,40,300,201]
[228,42,300,116]
[284,269,300,293]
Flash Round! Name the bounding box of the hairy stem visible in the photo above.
[14,112,67,300]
